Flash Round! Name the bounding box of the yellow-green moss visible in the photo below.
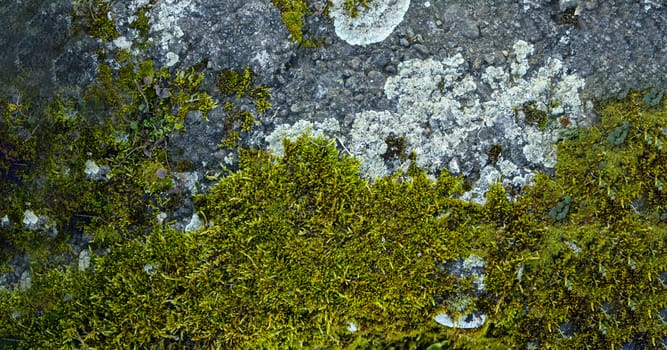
[0,58,218,270]
[216,67,272,148]
[129,4,152,40]
[271,0,310,43]
[1,93,666,348]
[71,0,119,41]
[343,0,374,18]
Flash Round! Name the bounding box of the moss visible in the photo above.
[1,93,667,348]
[270,0,326,46]
[381,134,408,162]
[0,57,218,270]
[71,0,119,41]
[216,68,272,148]
[520,100,549,130]
[486,144,502,165]
[129,5,152,39]
[141,161,172,194]
[554,92,667,224]
[552,6,580,28]
[270,0,310,44]
[343,0,375,18]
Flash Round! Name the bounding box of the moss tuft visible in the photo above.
[216,67,272,148]
[1,94,666,348]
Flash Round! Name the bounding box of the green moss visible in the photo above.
[381,134,408,162]
[486,144,502,165]
[71,0,119,41]
[270,0,310,43]
[520,100,549,130]
[552,6,580,27]
[1,94,667,348]
[216,68,272,148]
[0,58,219,270]
[129,5,152,39]
[554,92,667,224]
[270,0,326,46]
[343,0,375,18]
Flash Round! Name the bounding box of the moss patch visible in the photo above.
[2,90,666,349]
[216,67,272,148]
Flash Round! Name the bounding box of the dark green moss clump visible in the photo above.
[520,100,549,130]
[71,0,119,41]
[381,134,408,162]
[216,67,271,148]
[486,144,502,165]
[552,6,580,28]
[343,0,375,18]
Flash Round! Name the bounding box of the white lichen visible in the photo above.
[347,40,586,203]
[434,312,487,329]
[84,159,101,178]
[19,271,31,291]
[643,0,662,10]
[78,250,91,272]
[147,0,196,65]
[165,52,180,67]
[265,41,587,203]
[185,213,203,232]
[22,210,39,227]
[329,0,410,46]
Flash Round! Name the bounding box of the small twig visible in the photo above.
[335,136,353,157]
[134,79,150,112]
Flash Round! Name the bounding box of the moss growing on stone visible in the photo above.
[71,0,119,41]
[486,144,503,165]
[2,90,666,348]
[217,67,272,148]
[343,0,375,18]
[381,134,408,162]
[271,0,311,44]
[129,4,152,40]
[520,100,549,130]
[552,6,580,28]
[0,58,218,274]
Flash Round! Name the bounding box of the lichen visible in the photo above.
[329,0,410,46]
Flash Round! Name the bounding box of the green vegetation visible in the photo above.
[343,0,374,18]
[71,0,119,41]
[274,0,310,43]
[519,100,549,130]
[129,4,152,40]
[486,144,503,165]
[270,0,312,44]
[0,92,666,348]
[216,67,272,148]
[381,134,408,162]
[553,6,580,28]
[0,59,216,272]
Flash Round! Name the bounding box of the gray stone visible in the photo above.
[560,0,582,10]
[434,312,486,329]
